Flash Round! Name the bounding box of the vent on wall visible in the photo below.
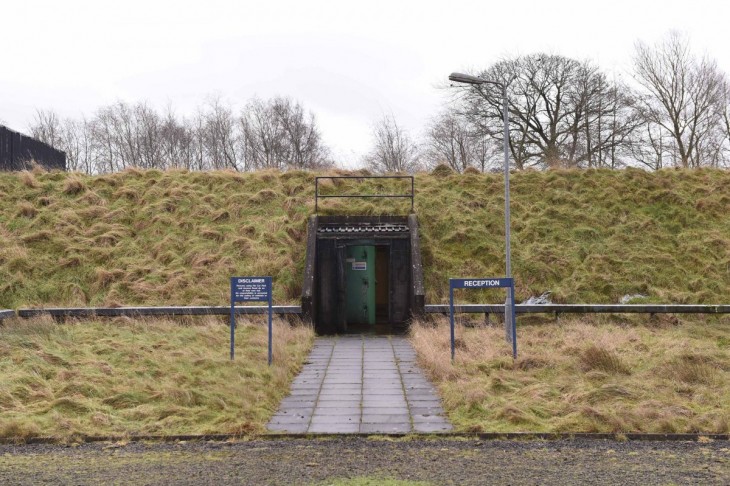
[317,223,409,235]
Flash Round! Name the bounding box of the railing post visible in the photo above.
[411,176,414,212]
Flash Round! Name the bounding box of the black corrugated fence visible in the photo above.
[0,125,66,171]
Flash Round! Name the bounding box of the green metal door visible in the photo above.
[345,245,376,326]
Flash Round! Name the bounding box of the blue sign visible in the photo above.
[450,278,513,289]
[232,277,271,302]
[230,276,273,364]
[449,277,517,361]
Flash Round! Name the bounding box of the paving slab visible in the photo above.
[309,415,360,425]
[267,423,308,433]
[268,415,311,425]
[361,414,411,424]
[268,335,452,434]
[360,423,411,434]
[319,385,361,392]
[413,422,453,433]
[312,408,361,416]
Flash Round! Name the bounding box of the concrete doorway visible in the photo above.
[301,215,425,335]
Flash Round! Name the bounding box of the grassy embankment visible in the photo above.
[0,316,313,439]
[1,167,729,308]
[411,315,729,434]
[0,167,728,437]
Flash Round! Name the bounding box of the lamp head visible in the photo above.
[448,72,486,85]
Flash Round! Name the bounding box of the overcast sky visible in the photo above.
[2,0,729,167]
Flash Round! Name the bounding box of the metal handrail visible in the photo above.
[315,176,414,213]
[426,304,730,315]
[18,306,301,318]
[14,303,730,320]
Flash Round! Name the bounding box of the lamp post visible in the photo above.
[449,72,514,343]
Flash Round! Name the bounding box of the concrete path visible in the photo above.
[268,335,452,434]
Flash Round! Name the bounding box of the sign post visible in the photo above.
[230,276,273,364]
[449,278,517,361]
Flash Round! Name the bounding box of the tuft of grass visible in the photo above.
[410,315,730,433]
[62,176,87,195]
[430,164,454,176]
[580,346,631,375]
[16,201,37,219]
[19,171,39,189]
[0,316,314,439]
[662,354,722,385]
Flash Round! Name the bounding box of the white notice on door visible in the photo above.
[352,261,367,271]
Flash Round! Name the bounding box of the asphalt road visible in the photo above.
[0,437,728,485]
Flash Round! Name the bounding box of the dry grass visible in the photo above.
[0,316,314,439]
[1,168,728,308]
[410,315,730,433]
[0,169,317,308]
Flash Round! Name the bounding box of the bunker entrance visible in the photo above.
[302,215,425,335]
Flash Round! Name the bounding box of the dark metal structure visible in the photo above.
[315,176,414,213]
[303,175,425,335]
[301,215,425,334]
[0,125,66,171]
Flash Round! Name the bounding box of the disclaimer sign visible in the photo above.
[230,276,273,364]
[232,277,270,301]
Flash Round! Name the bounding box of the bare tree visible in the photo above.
[633,32,727,168]
[241,97,331,170]
[240,97,288,170]
[134,103,163,169]
[364,114,421,173]
[109,102,140,168]
[720,80,730,167]
[202,97,242,170]
[89,106,121,172]
[158,104,191,170]
[188,109,208,171]
[28,95,331,174]
[29,109,63,149]
[28,111,94,173]
[425,110,476,172]
[576,72,643,169]
[272,97,331,170]
[628,123,671,170]
[452,54,639,169]
[59,117,94,173]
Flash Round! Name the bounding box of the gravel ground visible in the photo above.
[0,437,728,485]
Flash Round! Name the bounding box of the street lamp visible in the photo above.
[449,72,514,345]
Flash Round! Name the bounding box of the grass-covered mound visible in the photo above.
[0,316,313,439]
[0,167,728,308]
[410,315,730,433]
[417,167,730,304]
[0,168,313,308]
